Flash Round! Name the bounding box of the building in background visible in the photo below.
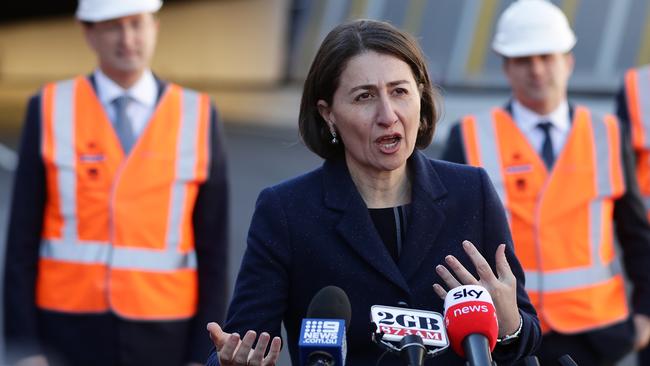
[2,0,650,127]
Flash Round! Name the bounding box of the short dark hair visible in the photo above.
[299,19,441,160]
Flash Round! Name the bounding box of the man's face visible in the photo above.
[83,12,159,79]
[502,52,574,114]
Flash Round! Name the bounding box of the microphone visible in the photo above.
[370,304,449,364]
[298,286,351,366]
[444,285,498,366]
[399,334,426,366]
[557,354,578,366]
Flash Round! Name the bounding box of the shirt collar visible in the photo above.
[94,69,158,107]
[511,99,570,134]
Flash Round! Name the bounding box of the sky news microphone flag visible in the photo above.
[444,285,498,359]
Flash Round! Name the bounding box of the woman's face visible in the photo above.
[318,51,422,177]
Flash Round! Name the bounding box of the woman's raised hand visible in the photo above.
[432,240,520,338]
[207,322,282,366]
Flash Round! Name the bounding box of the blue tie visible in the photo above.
[113,95,135,154]
[537,121,555,169]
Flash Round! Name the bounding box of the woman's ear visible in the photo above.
[317,100,335,131]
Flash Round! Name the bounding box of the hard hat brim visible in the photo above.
[76,0,162,22]
[493,37,576,58]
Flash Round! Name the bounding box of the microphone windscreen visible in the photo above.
[443,285,498,357]
[306,285,352,329]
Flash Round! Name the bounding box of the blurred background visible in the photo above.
[1,0,648,364]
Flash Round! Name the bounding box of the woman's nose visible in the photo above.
[376,96,398,126]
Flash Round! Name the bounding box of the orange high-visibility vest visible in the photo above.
[624,65,650,219]
[460,106,629,334]
[37,76,212,320]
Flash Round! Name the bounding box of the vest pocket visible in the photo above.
[77,158,110,190]
[503,164,538,199]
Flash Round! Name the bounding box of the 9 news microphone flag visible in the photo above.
[298,286,351,366]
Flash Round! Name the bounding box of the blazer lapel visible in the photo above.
[397,151,448,281]
[322,158,410,293]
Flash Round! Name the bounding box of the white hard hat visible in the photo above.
[76,0,162,22]
[492,0,576,57]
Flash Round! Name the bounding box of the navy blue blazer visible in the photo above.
[209,151,540,365]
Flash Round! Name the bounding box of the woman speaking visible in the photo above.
[207,19,541,365]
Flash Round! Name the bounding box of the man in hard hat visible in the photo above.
[442,0,650,364]
[615,62,650,366]
[3,1,229,365]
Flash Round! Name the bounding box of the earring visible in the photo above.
[330,130,338,144]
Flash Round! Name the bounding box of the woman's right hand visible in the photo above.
[207,322,282,366]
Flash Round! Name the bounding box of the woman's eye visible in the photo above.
[355,92,372,101]
[393,88,408,95]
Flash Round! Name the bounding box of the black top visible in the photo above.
[368,205,409,262]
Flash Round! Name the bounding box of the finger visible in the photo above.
[435,264,462,288]
[443,253,480,285]
[219,333,242,364]
[495,244,515,282]
[248,332,271,365]
[432,283,447,299]
[461,240,498,283]
[263,337,282,365]
[233,331,257,365]
[207,322,227,348]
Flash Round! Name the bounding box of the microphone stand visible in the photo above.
[462,334,495,366]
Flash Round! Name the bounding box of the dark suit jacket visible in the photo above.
[616,87,650,365]
[208,151,540,365]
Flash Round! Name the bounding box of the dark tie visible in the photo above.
[537,121,555,169]
[112,95,135,154]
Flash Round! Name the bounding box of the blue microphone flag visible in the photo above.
[298,318,346,365]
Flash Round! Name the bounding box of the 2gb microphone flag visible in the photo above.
[370,305,448,348]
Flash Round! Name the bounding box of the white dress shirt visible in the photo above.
[94,69,158,138]
[511,99,571,157]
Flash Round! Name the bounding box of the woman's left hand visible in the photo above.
[433,240,520,338]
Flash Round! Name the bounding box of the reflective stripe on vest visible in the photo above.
[460,106,629,333]
[625,65,650,149]
[625,66,650,216]
[40,239,197,270]
[37,76,211,319]
[52,79,78,242]
[461,110,511,224]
